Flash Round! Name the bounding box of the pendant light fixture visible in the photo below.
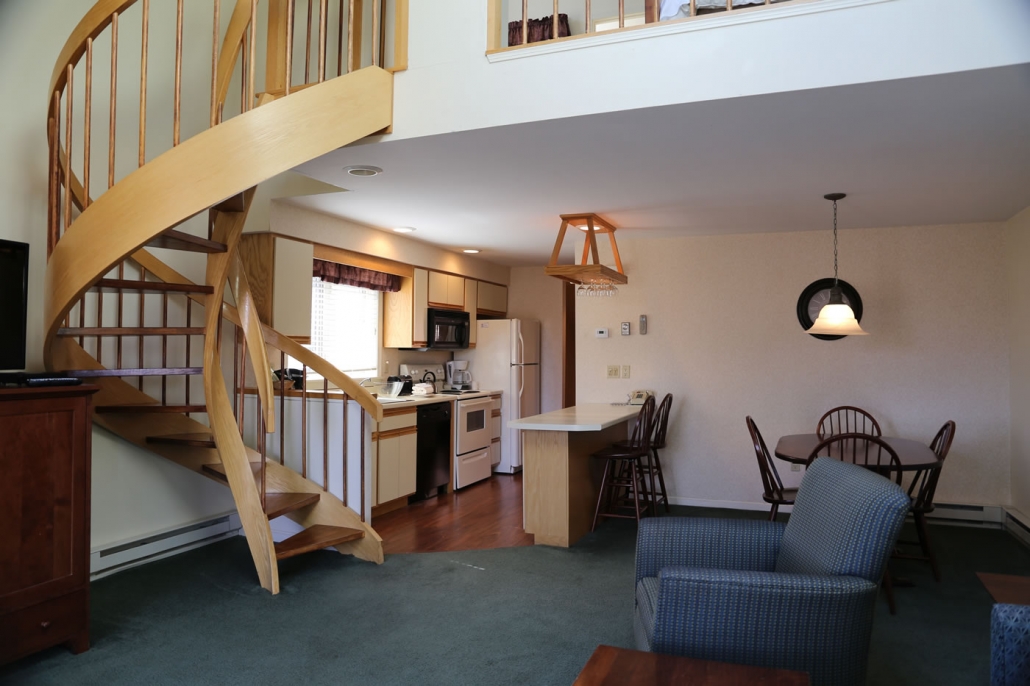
[807,193,868,336]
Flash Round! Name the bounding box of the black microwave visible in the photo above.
[427,308,470,349]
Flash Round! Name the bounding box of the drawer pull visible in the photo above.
[40,621,52,630]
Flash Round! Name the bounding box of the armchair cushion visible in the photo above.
[635,516,786,584]
[776,457,910,582]
[993,603,1030,686]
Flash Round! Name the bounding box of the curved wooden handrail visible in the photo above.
[127,247,384,422]
[228,248,277,428]
[44,66,393,357]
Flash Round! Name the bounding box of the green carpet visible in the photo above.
[2,509,1027,685]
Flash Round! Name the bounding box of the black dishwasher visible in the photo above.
[413,402,451,501]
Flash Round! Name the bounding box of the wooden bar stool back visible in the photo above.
[746,416,795,521]
[590,396,657,531]
[817,406,882,439]
[895,420,956,583]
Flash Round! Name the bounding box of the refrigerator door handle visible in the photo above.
[517,327,524,365]
[518,364,525,405]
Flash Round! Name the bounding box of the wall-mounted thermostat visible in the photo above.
[595,328,609,339]
[621,322,631,336]
[640,315,648,335]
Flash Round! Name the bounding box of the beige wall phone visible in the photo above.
[629,390,654,405]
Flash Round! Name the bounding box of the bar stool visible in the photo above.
[590,396,657,531]
[614,393,672,514]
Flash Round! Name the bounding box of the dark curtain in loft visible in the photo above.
[312,259,401,292]
[508,14,571,46]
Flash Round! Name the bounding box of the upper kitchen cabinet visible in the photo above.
[384,268,429,349]
[239,234,313,339]
[464,279,478,347]
[428,271,465,309]
[477,282,508,317]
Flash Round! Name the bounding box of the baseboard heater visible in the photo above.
[924,502,1004,526]
[1004,509,1030,548]
[90,514,241,580]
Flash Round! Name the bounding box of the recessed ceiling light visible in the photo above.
[393,227,416,233]
[463,249,480,254]
[344,165,383,177]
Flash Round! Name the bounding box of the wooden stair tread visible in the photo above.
[264,492,321,519]
[93,279,214,295]
[212,193,247,213]
[147,432,215,448]
[146,229,227,254]
[96,404,208,414]
[202,461,261,480]
[57,327,206,337]
[67,367,203,378]
[275,525,364,560]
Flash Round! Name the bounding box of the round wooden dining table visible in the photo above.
[774,434,940,472]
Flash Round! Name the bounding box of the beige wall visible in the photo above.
[507,266,564,413]
[577,223,1012,508]
[1006,206,1030,516]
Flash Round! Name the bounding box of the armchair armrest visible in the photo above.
[635,517,786,583]
[651,567,878,684]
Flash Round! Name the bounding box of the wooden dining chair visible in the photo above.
[745,417,796,521]
[807,433,903,614]
[894,421,956,583]
[591,396,657,531]
[817,406,882,439]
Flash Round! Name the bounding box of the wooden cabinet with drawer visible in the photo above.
[372,408,418,506]
[0,386,97,665]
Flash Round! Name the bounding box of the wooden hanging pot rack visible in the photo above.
[544,213,627,285]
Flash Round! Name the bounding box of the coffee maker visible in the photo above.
[445,360,472,390]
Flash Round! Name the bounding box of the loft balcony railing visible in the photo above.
[487,0,811,52]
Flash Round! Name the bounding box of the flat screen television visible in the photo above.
[0,239,29,371]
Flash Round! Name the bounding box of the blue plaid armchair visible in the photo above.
[634,457,910,686]
[993,603,1030,685]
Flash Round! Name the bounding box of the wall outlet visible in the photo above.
[791,464,801,472]
[607,365,621,379]
[621,365,631,379]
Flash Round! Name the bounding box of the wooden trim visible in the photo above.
[492,409,502,418]
[477,308,507,317]
[544,264,628,285]
[492,437,501,444]
[371,425,418,441]
[487,0,502,51]
[371,494,409,518]
[313,243,413,277]
[381,405,418,417]
[427,301,464,311]
[392,0,408,72]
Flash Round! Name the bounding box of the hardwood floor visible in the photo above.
[373,473,534,554]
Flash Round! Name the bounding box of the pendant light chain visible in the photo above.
[832,198,839,286]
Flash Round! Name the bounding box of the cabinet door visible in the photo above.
[397,433,418,498]
[464,279,478,346]
[479,282,508,314]
[413,269,429,346]
[383,276,414,349]
[447,275,465,308]
[273,237,314,337]
[377,436,400,504]
[428,271,448,306]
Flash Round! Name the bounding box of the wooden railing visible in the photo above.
[488,0,805,52]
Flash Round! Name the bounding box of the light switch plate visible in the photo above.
[607,365,620,379]
[595,328,609,338]
[621,322,631,336]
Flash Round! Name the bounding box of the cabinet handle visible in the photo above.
[40,621,52,630]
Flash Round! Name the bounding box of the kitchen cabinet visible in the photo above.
[384,268,429,348]
[373,409,418,506]
[239,234,314,339]
[464,279,478,347]
[428,271,465,309]
[478,282,508,316]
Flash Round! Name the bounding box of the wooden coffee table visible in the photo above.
[978,572,1030,605]
[573,645,810,685]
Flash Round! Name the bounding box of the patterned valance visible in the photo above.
[508,14,571,46]
[312,259,401,292]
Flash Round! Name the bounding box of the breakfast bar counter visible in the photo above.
[510,404,639,547]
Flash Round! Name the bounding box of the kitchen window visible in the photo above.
[301,277,380,379]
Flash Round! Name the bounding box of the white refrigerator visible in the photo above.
[456,319,540,474]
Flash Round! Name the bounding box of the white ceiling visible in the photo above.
[292,64,1030,266]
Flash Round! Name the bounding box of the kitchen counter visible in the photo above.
[374,390,501,408]
[512,404,637,548]
[508,404,639,432]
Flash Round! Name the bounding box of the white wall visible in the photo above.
[387,0,1030,142]
[1006,206,1030,517]
[507,266,565,413]
[576,223,1012,508]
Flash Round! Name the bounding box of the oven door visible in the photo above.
[428,309,469,349]
[454,396,492,455]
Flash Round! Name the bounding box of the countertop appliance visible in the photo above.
[427,308,470,350]
[445,360,472,390]
[453,394,493,489]
[400,364,444,394]
[414,402,451,500]
[455,319,540,474]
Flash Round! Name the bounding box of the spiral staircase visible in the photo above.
[43,0,400,594]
